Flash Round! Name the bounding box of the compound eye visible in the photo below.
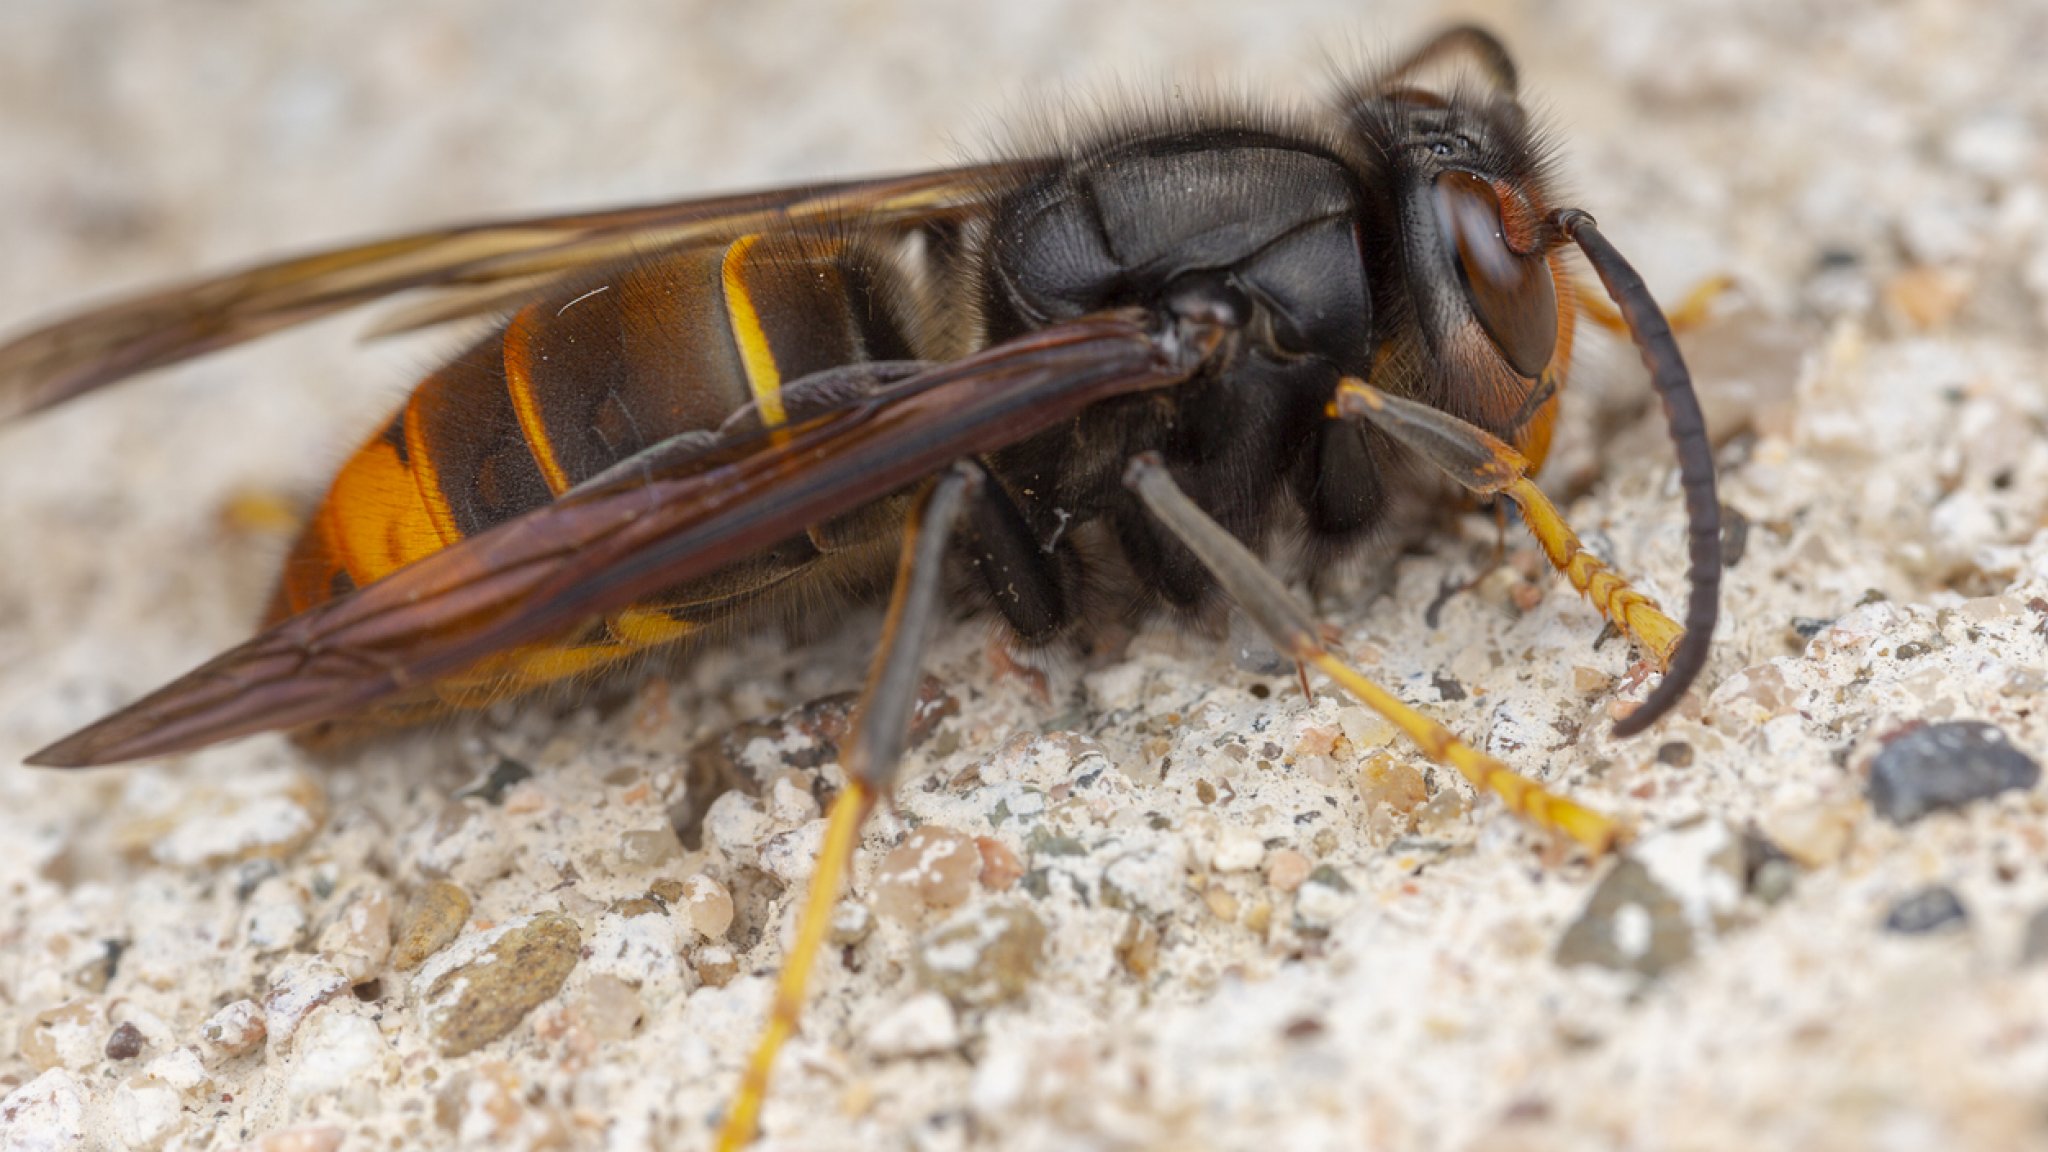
[1433,170,1557,377]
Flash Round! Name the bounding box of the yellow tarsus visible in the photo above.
[716,777,874,1150]
[1502,477,1684,668]
[1577,272,1735,336]
[1305,651,1624,855]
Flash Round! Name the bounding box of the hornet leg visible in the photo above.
[1123,453,1621,855]
[716,461,981,1150]
[1332,380,1687,681]
[1574,274,1734,337]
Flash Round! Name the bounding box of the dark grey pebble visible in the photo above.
[1867,721,2039,825]
[1789,616,1835,640]
[1883,886,1969,935]
[1741,831,1799,905]
[454,757,533,805]
[1556,857,1693,977]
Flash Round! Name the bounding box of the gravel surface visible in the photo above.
[3,3,2047,1151]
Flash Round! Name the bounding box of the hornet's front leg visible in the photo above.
[1333,380,1685,677]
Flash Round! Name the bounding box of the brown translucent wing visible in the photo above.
[0,162,1037,421]
[29,311,1196,767]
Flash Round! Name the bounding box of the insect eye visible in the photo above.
[1432,170,1557,377]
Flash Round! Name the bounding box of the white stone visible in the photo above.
[863,991,962,1058]
[262,960,351,1046]
[285,1010,389,1104]
[0,1070,88,1151]
[199,999,267,1057]
[139,1048,209,1097]
[110,1078,182,1151]
[1211,827,1265,874]
[758,819,829,887]
[701,791,774,868]
[584,907,687,990]
[766,773,821,824]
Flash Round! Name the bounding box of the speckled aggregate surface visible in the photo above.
[3,3,2047,1151]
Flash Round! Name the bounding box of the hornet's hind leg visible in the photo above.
[716,462,981,1151]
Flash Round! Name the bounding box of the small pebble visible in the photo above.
[1265,849,1312,893]
[1115,915,1161,978]
[67,939,123,994]
[975,837,1024,891]
[875,826,981,920]
[3,1069,88,1145]
[767,773,822,824]
[1555,857,1694,977]
[1760,800,1859,868]
[263,961,351,1045]
[830,902,875,946]
[1243,899,1274,936]
[1358,755,1427,816]
[285,1009,388,1103]
[104,1021,145,1061]
[1867,721,2040,825]
[1884,886,1970,935]
[316,888,393,985]
[419,913,582,1057]
[619,827,682,869]
[393,881,472,971]
[141,1047,209,1097]
[111,1075,182,1149]
[680,874,736,940]
[1204,885,1241,922]
[694,946,739,988]
[864,991,962,1058]
[1294,865,1356,931]
[1788,616,1835,641]
[1741,832,1801,905]
[245,881,311,955]
[2019,908,2048,966]
[610,895,665,919]
[1337,708,1394,750]
[200,999,267,1057]
[701,792,775,867]
[1412,789,1471,838]
[758,821,829,886]
[1211,827,1264,873]
[1572,666,1614,696]
[915,903,1047,1009]
[570,975,644,1042]
[453,758,532,806]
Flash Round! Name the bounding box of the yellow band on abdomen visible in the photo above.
[720,234,788,428]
